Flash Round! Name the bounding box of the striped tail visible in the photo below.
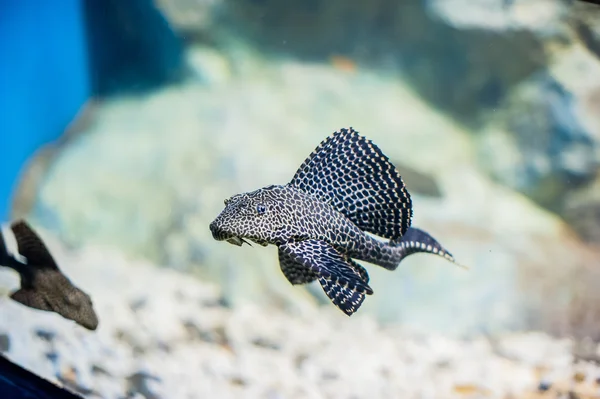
[390,227,468,270]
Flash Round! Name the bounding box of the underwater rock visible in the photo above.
[84,0,185,96]
[571,1,600,60]
[477,68,599,209]
[392,163,442,198]
[221,0,556,120]
[563,175,600,244]
[185,45,233,85]
[154,0,222,42]
[476,43,600,242]
[427,0,568,34]
[217,0,598,128]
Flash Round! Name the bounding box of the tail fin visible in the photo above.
[390,227,468,270]
[5,220,99,330]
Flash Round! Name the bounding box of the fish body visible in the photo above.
[210,128,464,316]
[0,220,98,330]
[213,184,406,270]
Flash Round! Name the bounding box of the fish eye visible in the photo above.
[256,204,266,214]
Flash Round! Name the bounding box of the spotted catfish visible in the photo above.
[209,128,466,316]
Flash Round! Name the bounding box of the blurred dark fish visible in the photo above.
[0,220,98,330]
[210,127,466,316]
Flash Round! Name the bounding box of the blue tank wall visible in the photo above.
[0,0,90,221]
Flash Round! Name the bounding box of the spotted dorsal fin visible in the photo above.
[289,128,412,240]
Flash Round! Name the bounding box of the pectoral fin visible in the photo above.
[10,288,53,312]
[279,239,373,316]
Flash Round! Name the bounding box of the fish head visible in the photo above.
[210,185,292,246]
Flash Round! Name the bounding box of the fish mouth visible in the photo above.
[226,237,253,247]
[209,222,252,246]
[76,312,99,331]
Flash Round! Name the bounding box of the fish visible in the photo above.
[0,220,99,330]
[209,127,466,316]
